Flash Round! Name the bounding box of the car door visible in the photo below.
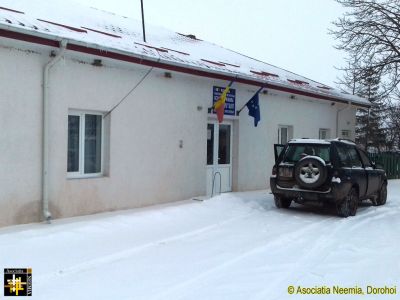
[336,143,368,197]
[347,145,368,197]
[274,144,285,163]
[358,149,381,195]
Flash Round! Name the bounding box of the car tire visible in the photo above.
[294,156,327,189]
[375,183,387,206]
[336,187,359,217]
[274,195,292,209]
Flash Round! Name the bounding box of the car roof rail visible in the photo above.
[336,138,356,144]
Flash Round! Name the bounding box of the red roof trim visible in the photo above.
[134,42,168,53]
[37,19,87,33]
[201,59,226,67]
[288,79,309,85]
[219,61,240,68]
[250,70,279,78]
[0,7,25,14]
[0,28,370,108]
[161,47,190,56]
[81,27,121,38]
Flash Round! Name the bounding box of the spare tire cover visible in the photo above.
[294,156,327,189]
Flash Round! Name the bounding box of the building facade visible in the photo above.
[0,1,368,227]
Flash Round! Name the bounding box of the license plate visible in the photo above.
[279,167,293,178]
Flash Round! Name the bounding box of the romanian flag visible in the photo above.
[213,81,233,123]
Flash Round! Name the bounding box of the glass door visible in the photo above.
[206,121,232,195]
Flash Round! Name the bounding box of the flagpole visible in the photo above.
[140,0,146,42]
[236,86,265,116]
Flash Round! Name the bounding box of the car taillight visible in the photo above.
[272,166,277,176]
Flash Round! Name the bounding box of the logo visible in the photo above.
[4,268,32,296]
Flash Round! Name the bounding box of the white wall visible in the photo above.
[235,89,356,191]
[0,40,357,226]
[0,44,45,226]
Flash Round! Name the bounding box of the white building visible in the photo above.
[0,0,369,227]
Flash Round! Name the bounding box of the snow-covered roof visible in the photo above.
[0,0,370,107]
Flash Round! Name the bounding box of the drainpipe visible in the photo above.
[42,39,68,223]
[336,101,352,138]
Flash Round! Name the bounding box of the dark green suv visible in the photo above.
[270,138,388,217]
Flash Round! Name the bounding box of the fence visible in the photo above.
[368,153,400,179]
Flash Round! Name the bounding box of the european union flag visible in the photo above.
[246,91,261,127]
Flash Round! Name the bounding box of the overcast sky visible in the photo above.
[74,0,348,87]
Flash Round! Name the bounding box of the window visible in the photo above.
[336,144,362,168]
[283,144,331,163]
[68,111,103,177]
[341,130,351,139]
[218,124,231,164]
[319,128,330,139]
[278,125,293,144]
[358,149,372,168]
[207,124,214,165]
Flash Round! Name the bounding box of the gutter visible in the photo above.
[42,39,68,223]
[0,27,371,108]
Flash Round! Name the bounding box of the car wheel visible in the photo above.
[375,183,387,206]
[337,187,359,217]
[274,195,292,209]
[294,156,327,189]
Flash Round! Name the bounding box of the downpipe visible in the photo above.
[42,39,68,223]
[335,101,351,138]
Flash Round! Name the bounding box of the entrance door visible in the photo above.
[206,121,232,195]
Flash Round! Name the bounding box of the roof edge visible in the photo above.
[0,26,371,108]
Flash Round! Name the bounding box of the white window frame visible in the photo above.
[319,128,330,139]
[278,125,293,144]
[341,129,351,139]
[67,110,104,179]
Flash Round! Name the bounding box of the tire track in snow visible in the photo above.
[148,216,337,300]
[34,207,267,283]
[252,218,350,300]
[252,202,400,300]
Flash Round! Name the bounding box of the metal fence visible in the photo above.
[368,153,400,179]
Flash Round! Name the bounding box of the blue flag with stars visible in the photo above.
[245,87,262,127]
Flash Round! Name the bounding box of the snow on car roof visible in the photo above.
[0,0,370,107]
[288,138,357,145]
[289,139,331,144]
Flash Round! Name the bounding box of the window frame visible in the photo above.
[319,128,330,139]
[341,129,351,139]
[278,125,293,144]
[67,110,104,179]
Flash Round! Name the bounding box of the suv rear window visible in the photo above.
[283,144,331,163]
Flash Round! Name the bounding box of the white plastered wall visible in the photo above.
[0,39,357,226]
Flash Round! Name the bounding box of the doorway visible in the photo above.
[206,121,232,195]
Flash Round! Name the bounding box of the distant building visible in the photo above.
[0,0,370,226]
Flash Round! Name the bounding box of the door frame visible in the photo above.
[206,119,233,193]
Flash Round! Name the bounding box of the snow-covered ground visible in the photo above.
[1,181,400,300]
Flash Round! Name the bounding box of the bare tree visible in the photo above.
[337,57,387,152]
[331,0,400,96]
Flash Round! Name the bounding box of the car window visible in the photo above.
[283,144,330,163]
[336,144,362,168]
[358,149,372,168]
[347,147,363,167]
